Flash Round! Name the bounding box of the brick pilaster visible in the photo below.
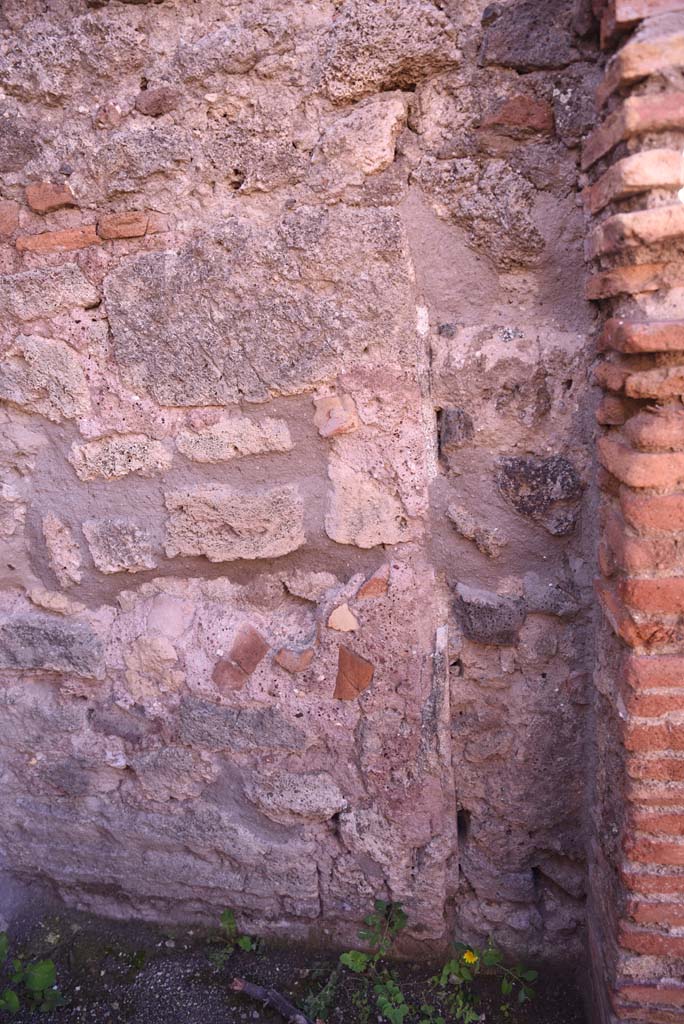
[585,3,684,1020]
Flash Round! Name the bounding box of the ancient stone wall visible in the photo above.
[0,0,599,964]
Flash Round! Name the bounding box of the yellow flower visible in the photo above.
[463,950,478,965]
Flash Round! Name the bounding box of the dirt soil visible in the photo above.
[3,911,587,1024]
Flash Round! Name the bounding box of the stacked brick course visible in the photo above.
[586,1,684,1018]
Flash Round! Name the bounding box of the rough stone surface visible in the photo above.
[0,336,90,423]
[69,436,172,482]
[83,518,157,575]
[497,456,584,535]
[0,0,596,966]
[0,616,103,678]
[164,485,305,562]
[176,417,292,463]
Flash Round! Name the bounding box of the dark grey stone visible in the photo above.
[178,698,306,753]
[479,0,580,70]
[439,406,475,455]
[523,573,580,619]
[454,584,526,646]
[497,455,583,536]
[0,617,104,678]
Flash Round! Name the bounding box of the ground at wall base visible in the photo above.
[4,908,587,1024]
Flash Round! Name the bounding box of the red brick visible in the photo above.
[594,359,632,392]
[212,658,248,691]
[606,0,684,31]
[97,211,149,240]
[627,778,684,806]
[598,435,684,488]
[625,655,684,691]
[621,490,684,532]
[0,199,19,235]
[25,180,75,214]
[230,625,269,675]
[627,757,684,783]
[596,395,630,425]
[598,22,684,105]
[334,646,374,700]
[582,94,684,170]
[626,365,684,400]
[624,720,684,753]
[274,646,315,674]
[591,204,684,258]
[619,922,684,956]
[610,528,683,574]
[622,578,684,616]
[629,900,684,926]
[357,563,390,599]
[481,94,554,135]
[596,579,668,647]
[586,263,684,300]
[624,410,684,452]
[620,868,684,896]
[584,150,681,215]
[618,984,684,1009]
[631,809,684,835]
[600,319,684,354]
[16,224,99,254]
[626,691,684,717]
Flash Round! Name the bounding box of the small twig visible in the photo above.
[230,977,317,1024]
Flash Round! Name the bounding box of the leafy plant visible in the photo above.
[302,965,340,1022]
[423,941,537,1022]
[208,909,258,967]
[338,901,411,1024]
[0,931,64,1015]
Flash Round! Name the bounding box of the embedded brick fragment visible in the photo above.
[334,645,374,700]
[26,181,75,214]
[600,318,684,354]
[274,647,315,674]
[164,484,305,561]
[327,603,359,632]
[356,563,390,599]
[213,625,269,691]
[16,224,99,254]
[69,435,172,481]
[313,395,358,438]
[584,150,681,215]
[582,94,684,170]
[591,204,684,257]
[481,94,554,135]
[97,211,149,239]
[0,199,19,235]
[598,436,684,487]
